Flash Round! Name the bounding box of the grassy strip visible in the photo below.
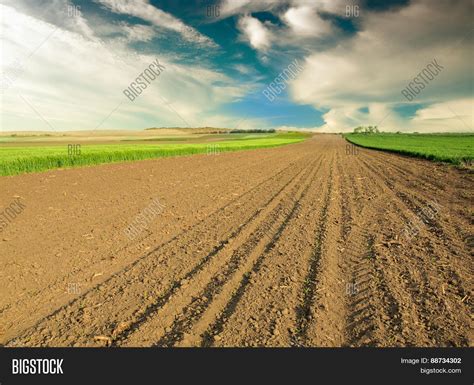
[344,133,474,166]
[0,133,307,176]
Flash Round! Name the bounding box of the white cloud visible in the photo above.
[219,0,280,17]
[96,0,217,48]
[120,23,156,42]
[289,0,473,132]
[233,64,253,75]
[308,0,358,16]
[219,0,355,18]
[412,99,474,132]
[227,1,346,54]
[0,4,245,131]
[1,0,97,39]
[237,15,272,51]
[282,6,332,37]
[284,99,474,133]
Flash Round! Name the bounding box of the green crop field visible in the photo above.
[0,132,307,176]
[344,133,474,166]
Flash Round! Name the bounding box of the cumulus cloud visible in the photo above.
[216,0,471,132]
[281,6,332,37]
[2,0,471,133]
[237,15,272,51]
[229,0,350,54]
[288,0,473,132]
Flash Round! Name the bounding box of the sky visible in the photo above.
[0,0,472,132]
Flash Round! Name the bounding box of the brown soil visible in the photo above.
[0,134,472,347]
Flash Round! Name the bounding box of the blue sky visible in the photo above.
[1,0,472,132]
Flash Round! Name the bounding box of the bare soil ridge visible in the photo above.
[0,135,471,347]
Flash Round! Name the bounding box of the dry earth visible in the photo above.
[0,134,472,347]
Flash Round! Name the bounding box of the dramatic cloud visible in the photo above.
[289,0,473,132]
[1,0,471,133]
[229,0,352,57]
[0,3,245,131]
[220,0,355,18]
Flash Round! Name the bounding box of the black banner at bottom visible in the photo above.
[0,347,472,385]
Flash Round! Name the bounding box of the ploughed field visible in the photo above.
[0,134,471,347]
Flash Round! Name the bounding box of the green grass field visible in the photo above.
[0,132,307,176]
[344,133,474,166]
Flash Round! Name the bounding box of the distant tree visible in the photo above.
[353,125,380,134]
[230,129,275,133]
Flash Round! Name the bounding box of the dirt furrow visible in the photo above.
[0,146,313,342]
[132,156,322,347]
[335,153,407,346]
[111,158,318,346]
[1,134,471,347]
[365,151,472,253]
[6,157,311,346]
[303,151,349,346]
[352,155,471,346]
[293,157,337,346]
[198,155,330,347]
[359,155,471,308]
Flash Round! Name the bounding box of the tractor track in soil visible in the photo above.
[1,135,471,347]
